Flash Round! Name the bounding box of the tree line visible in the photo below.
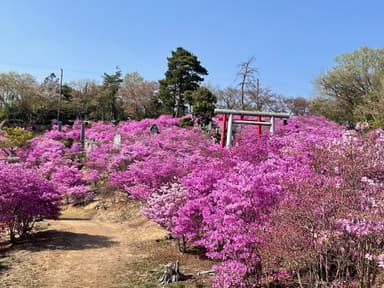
[2,46,382,129]
[312,46,384,128]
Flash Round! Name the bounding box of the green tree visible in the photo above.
[40,72,62,124]
[42,73,59,95]
[158,47,208,117]
[0,72,46,125]
[123,71,144,85]
[68,80,100,120]
[353,78,384,128]
[190,87,217,126]
[315,46,384,125]
[309,96,343,122]
[119,72,160,120]
[284,96,310,116]
[61,84,73,101]
[99,68,123,121]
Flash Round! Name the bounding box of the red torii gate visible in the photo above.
[214,108,290,148]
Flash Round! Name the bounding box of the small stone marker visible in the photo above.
[150,124,160,134]
[84,138,96,155]
[113,134,121,148]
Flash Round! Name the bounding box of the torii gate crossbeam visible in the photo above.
[215,108,290,148]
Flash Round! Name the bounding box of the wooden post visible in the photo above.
[257,115,262,138]
[220,115,227,148]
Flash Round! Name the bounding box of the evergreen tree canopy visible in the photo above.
[191,87,217,126]
[158,47,208,117]
[101,69,123,121]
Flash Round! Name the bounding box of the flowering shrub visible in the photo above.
[202,161,284,287]
[23,128,92,204]
[142,182,187,231]
[0,161,61,243]
[51,165,92,204]
[107,118,221,200]
[136,115,384,287]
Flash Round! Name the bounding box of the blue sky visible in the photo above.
[1,0,384,98]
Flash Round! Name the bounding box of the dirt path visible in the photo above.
[0,207,212,288]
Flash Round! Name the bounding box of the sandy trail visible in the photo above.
[0,217,170,288]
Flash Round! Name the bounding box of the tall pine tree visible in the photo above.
[101,68,123,121]
[158,47,208,117]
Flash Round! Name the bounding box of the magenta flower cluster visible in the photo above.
[0,162,61,242]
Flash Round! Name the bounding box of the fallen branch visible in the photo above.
[197,270,215,276]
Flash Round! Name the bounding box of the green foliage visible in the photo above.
[179,117,194,128]
[0,70,156,126]
[0,64,206,127]
[0,72,41,124]
[191,87,216,126]
[61,138,74,148]
[309,97,345,123]
[69,80,101,121]
[124,71,144,84]
[0,127,33,149]
[158,47,208,117]
[94,68,124,121]
[61,84,73,100]
[314,46,384,126]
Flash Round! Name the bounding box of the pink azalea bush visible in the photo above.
[0,161,61,243]
[141,116,384,287]
[16,115,208,204]
[142,182,187,231]
[23,123,92,204]
[108,126,221,200]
